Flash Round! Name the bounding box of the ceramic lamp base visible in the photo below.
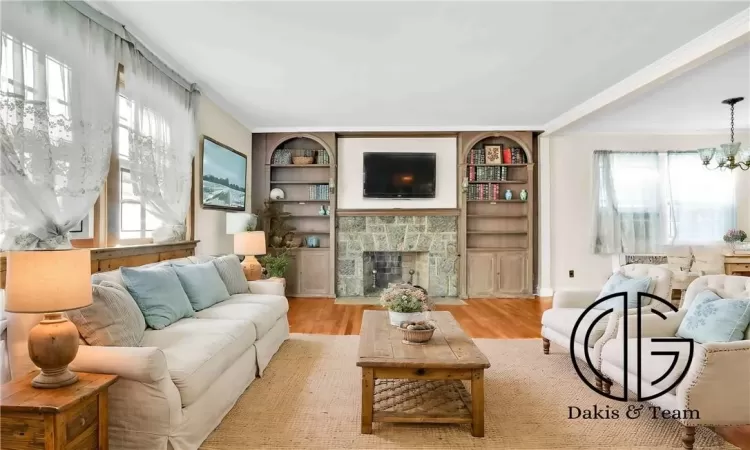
[241,255,263,281]
[28,313,80,389]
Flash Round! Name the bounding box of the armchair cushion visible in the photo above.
[594,273,653,310]
[676,290,750,344]
[542,308,607,347]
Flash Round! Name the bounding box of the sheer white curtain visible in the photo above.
[592,151,663,254]
[666,151,735,244]
[0,2,117,250]
[120,44,198,243]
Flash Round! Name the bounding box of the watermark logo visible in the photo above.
[570,292,694,402]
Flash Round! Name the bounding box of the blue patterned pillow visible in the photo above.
[593,273,654,310]
[677,290,750,344]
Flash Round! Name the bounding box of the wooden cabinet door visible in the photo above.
[297,250,330,296]
[495,251,529,295]
[466,252,496,297]
[285,253,300,296]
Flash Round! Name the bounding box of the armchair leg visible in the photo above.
[595,376,602,391]
[542,338,550,355]
[681,426,695,449]
[601,378,612,395]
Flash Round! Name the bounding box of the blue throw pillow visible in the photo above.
[594,273,654,310]
[121,265,194,330]
[173,262,230,311]
[677,290,750,344]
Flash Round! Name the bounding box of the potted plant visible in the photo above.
[259,249,291,286]
[723,229,747,253]
[380,285,429,326]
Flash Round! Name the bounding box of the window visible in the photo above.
[594,151,736,253]
[117,95,162,240]
[0,33,72,141]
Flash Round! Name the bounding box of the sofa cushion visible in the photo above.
[594,273,653,310]
[174,262,230,311]
[542,308,608,347]
[677,290,750,344]
[601,338,693,395]
[68,281,145,347]
[194,294,288,338]
[121,265,194,330]
[212,255,250,295]
[140,318,256,406]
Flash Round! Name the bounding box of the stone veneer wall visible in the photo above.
[337,216,458,297]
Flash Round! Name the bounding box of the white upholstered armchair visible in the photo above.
[599,275,750,449]
[541,264,673,376]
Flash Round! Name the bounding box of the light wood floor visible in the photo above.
[287,297,750,449]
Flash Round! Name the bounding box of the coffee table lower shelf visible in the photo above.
[373,379,473,425]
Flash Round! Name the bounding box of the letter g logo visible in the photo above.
[570,292,694,401]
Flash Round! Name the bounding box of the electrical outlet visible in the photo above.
[568,270,575,278]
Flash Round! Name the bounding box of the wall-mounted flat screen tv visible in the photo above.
[363,152,436,199]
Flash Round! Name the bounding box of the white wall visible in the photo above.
[546,132,750,292]
[193,96,253,255]
[336,137,457,209]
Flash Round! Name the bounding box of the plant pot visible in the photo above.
[388,310,426,326]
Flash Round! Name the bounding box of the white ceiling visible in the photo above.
[93,1,748,131]
[561,42,750,134]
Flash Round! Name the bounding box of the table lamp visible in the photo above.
[5,249,92,388]
[234,231,266,281]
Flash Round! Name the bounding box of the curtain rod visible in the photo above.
[65,1,197,92]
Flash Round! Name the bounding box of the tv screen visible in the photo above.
[363,152,436,199]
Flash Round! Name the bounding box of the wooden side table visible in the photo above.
[1,371,118,450]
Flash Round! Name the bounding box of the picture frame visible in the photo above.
[201,136,248,211]
[70,219,83,233]
[484,144,504,165]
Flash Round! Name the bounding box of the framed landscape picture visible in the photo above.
[201,136,247,211]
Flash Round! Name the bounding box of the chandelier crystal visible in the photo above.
[700,97,748,171]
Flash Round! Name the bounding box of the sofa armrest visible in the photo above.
[677,340,750,426]
[248,280,285,296]
[552,290,600,308]
[70,346,168,384]
[614,309,687,340]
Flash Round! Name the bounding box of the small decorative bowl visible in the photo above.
[292,156,313,165]
[398,321,436,345]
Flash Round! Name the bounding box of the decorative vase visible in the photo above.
[306,236,320,248]
[504,189,513,200]
[318,205,326,216]
[520,189,528,201]
[388,310,426,327]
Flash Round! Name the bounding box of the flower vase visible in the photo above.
[388,311,426,326]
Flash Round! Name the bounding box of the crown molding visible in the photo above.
[251,125,545,133]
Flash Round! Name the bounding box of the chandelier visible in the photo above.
[698,97,749,171]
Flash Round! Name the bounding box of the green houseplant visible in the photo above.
[259,250,291,279]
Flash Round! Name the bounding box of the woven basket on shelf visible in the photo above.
[292,156,313,165]
[399,327,435,344]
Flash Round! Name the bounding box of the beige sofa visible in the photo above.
[541,264,673,376]
[4,256,289,450]
[599,275,750,449]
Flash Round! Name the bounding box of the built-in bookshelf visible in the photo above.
[459,132,535,298]
[261,133,337,298]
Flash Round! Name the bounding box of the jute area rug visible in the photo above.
[201,335,734,449]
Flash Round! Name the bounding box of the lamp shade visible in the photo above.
[226,212,257,234]
[233,231,266,256]
[5,250,92,313]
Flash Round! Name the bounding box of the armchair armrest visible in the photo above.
[677,340,750,426]
[615,309,687,340]
[552,290,600,308]
[70,346,168,384]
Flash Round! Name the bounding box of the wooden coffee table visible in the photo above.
[357,311,490,437]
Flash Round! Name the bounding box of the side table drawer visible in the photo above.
[0,412,46,449]
[726,263,750,274]
[65,395,99,446]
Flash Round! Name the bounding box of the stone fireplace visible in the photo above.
[337,216,458,297]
